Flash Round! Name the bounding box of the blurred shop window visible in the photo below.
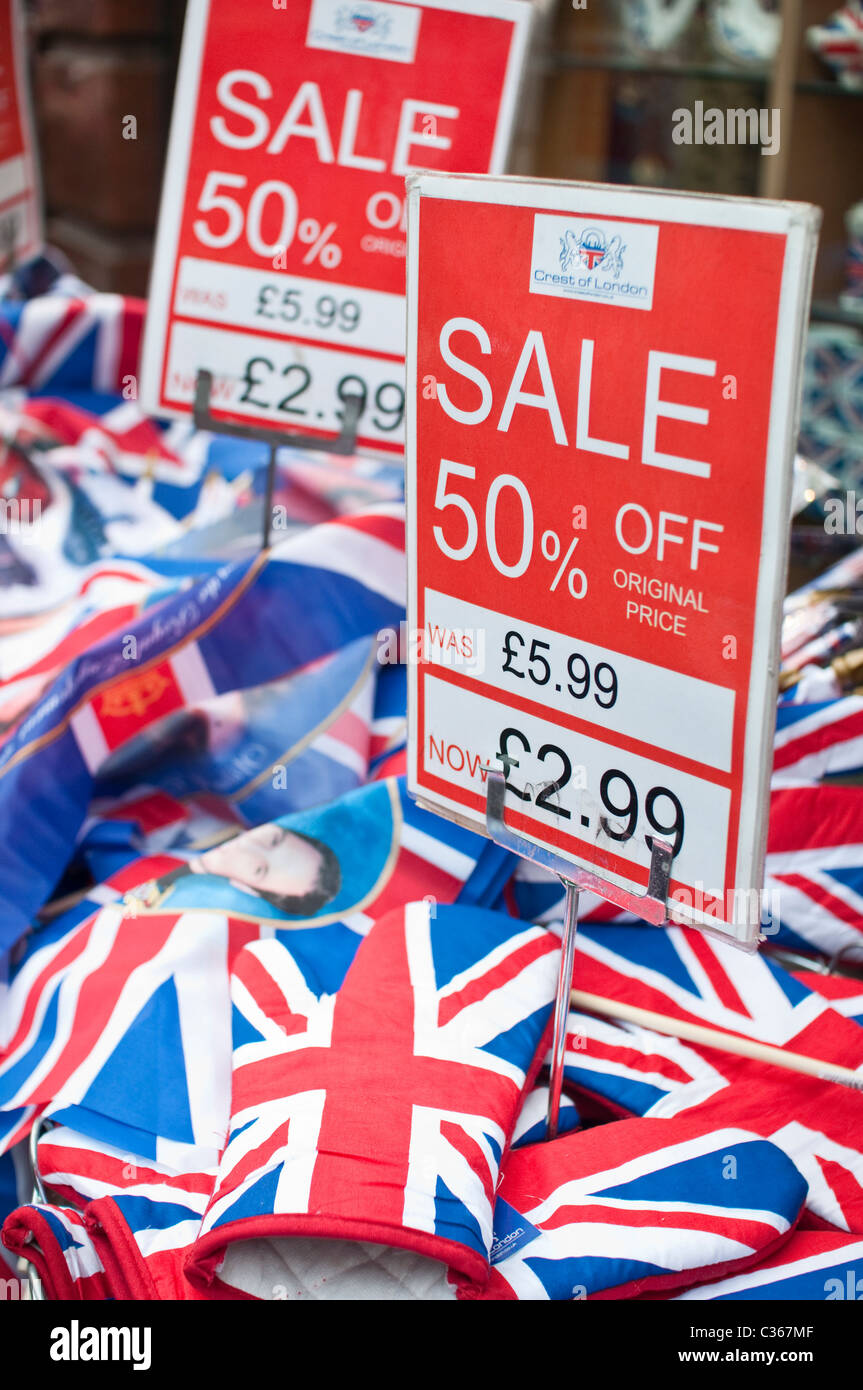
[535,0,863,309]
[24,0,186,295]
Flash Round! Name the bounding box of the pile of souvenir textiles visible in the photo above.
[0,260,862,1302]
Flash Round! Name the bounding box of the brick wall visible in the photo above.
[25,0,184,295]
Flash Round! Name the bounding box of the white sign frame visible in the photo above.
[139,0,535,449]
[405,172,820,948]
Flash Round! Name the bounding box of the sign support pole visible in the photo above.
[547,880,579,1140]
[26,1113,49,1300]
[192,370,364,550]
[0,218,16,277]
[483,768,673,1139]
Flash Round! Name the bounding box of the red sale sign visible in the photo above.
[406,174,819,947]
[140,0,534,452]
[0,0,41,264]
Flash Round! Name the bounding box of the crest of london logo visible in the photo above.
[336,5,392,39]
[559,228,626,279]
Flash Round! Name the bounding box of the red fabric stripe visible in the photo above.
[438,933,556,1027]
[119,300,146,386]
[370,747,407,779]
[538,1200,778,1248]
[583,899,629,922]
[107,855,185,892]
[215,1117,292,1202]
[104,791,185,832]
[575,1035,696,1086]
[0,604,139,688]
[28,915,178,1103]
[14,299,85,384]
[1,922,96,1061]
[768,785,863,854]
[337,513,405,550]
[227,920,260,969]
[776,872,863,935]
[366,847,460,922]
[793,970,863,1003]
[774,708,863,770]
[232,950,309,1036]
[38,1141,214,1198]
[326,708,370,757]
[684,930,750,1017]
[814,1156,863,1232]
[440,1118,496,1189]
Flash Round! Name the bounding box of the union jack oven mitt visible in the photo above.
[662,1230,863,1300]
[3,1204,113,1301]
[184,900,560,1297]
[3,1123,217,1300]
[464,1113,808,1301]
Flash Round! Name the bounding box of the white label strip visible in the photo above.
[0,154,29,204]
[422,672,732,891]
[163,320,407,445]
[423,589,735,772]
[174,257,406,356]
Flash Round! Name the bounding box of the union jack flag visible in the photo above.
[550,924,863,1233]
[806,3,863,86]
[567,923,849,1051]
[186,901,560,1294]
[766,783,863,959]
[0,905,234,1165]
[368,661,406,773]
[656,1076,863,1236]
[18,396,205,507]
[0,555,176,698]
[773,695,863,783]
[82,633,383,863]
[35,1121,214,1214]
[0,506,406,949]
[0,291,143,395]
[552,1009,728,1121]
[791,969,863,1028]
[13,1089,577,1301]
[474,1117,807,1301]
[0,776,515,1162]
[2,1190,209,1300]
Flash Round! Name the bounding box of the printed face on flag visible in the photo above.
[405,175,819,944]
[140,0,534,453]
[148,825,344,917]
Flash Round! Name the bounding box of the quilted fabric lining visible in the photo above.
[220,1237,457,1301]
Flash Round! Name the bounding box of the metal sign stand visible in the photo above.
[0,215,17,278]
[192,370,365,550]
[484,768,674,1140]
[24,1114,49,1300]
